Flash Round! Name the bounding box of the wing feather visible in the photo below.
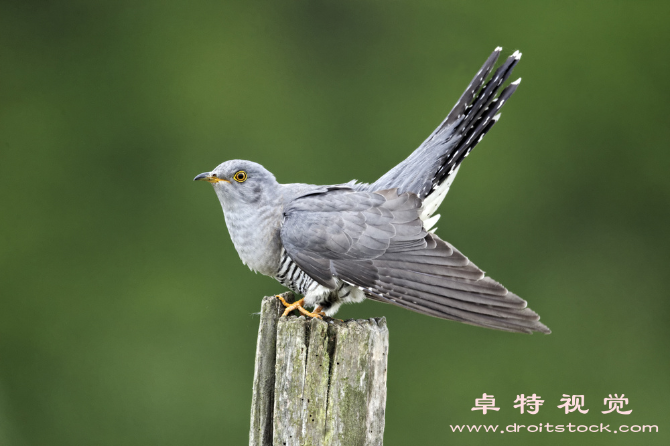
[280,188,549,334]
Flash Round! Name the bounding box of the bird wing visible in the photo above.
[280,188,550,334]
[369,47,522,223]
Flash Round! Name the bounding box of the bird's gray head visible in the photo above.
[193,160,278,207]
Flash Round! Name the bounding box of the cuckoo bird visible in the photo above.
[195,48,550,334]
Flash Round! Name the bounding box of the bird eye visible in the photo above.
[233,170,247,182]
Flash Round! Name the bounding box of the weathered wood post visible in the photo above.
[250,292,389,446]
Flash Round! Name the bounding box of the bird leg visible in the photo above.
[276,296,323,319]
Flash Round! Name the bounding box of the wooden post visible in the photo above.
[249,292,389,446]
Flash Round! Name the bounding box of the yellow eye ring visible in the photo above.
[233,170,247,183]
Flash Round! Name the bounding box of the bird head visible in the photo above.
[194,159,278,206]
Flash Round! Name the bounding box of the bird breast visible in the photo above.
[222,203,283,277]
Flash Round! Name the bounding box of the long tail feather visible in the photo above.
[369,48,523,223]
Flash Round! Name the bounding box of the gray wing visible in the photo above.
[369,47,521,201]
[280,188,550,334]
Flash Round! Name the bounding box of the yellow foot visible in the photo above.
[276,295,323,319]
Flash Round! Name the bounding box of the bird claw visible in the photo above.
[276,295,323,319]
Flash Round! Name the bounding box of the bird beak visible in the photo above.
[193,172,230,183]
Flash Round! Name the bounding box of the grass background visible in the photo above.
[1,1,668,445]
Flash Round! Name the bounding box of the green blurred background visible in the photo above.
[1,1,668,445]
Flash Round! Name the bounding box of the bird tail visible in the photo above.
[370,47,522,219]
